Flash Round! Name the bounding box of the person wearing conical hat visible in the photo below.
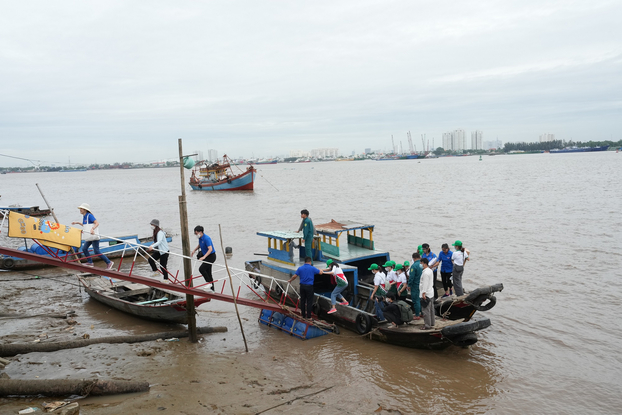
[71,203,114,270]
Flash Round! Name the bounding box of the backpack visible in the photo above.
[397,300,413,323]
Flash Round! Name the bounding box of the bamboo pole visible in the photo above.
[178,139,197,342]
[219,224,249,353]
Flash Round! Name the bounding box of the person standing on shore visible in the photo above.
[72,203,113,270]
[147,219,169,279]
[438,243,454,297]
[419,258,435,330]
[192,225,216,291]
[298,209,315,262]
[451,240,469,296]
[287,256,322,319]
[408,252,423,319]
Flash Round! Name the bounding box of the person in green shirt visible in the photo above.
[298,209,315,261]
[408,252,423,319]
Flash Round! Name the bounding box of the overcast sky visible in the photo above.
[1,1,620,166]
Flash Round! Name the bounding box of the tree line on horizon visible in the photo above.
[503,139,621,152]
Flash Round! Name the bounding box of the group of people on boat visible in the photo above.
[369,241,469,329]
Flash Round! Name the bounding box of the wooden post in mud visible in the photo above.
[178,138,197,342]
[219,225,249,352]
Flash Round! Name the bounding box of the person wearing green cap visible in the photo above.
[369,263,387,321]
[395,264,408,301]
[451,240,469,296]
[383,260,398,297]
[408,252,423,319]
[422,243,439,300]
[321,259,349,314]
[298,209,315,262]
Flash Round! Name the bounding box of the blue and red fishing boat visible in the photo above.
[189,155,256,191]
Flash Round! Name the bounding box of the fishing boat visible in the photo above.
[245,219,503,349]
[550,145,609,153]
[189,155,256,191]
[0,234,173,270]
[0,205,51,217]
[78,274,209,324]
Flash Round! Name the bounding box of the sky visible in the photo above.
[1,0,621,166]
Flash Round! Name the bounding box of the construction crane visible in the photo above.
[421,134,427,156]
[407,132,414,154]
[391,135,396,154]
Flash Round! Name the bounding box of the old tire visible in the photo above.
[3,258,15,269]
[274,285,283,296]
[471,294,497,311]
[449,332,478,347]
[355,313,372,335]
[312,302,321,317]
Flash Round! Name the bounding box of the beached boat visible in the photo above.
[78,274,209,324]
[0,205,51,216]
[550,145,609,153]
[189,155,256,191]
[0,234,173,270]
[245,220,503,349]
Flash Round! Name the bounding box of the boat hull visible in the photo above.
[190,169,255,191]
[550,145,609,153]
[0,235,172,270]
[80,276,209,324]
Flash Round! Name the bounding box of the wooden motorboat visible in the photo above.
[78,274,209,324]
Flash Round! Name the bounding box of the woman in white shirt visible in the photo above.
[322,259,349,314]
[451,240,469,296]
[147,219,169,279]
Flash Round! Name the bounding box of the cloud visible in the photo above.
[1,0,621,165]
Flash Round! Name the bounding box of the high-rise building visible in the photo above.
[483,139,503,150]
[192,150,204,162]
[289,149,310,157]
[539,133,555,142]
[471,130,483,150]
[311,148,339,158]
[207,149,218,162]
[442,130,466,152]
[364,148,372,154]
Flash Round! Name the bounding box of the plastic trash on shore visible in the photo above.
[164,338,180,342]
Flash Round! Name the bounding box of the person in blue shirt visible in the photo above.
[437,243,454,297]
[71,203,113,270]
[422,243,439,299]
[287,256,323,319]
[191,225,216,291]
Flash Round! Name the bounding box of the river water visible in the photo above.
[1,151,621,413]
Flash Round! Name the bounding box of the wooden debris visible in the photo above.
[0,326,227,357]
[0,379,149,397]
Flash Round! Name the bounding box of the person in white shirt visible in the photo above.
[369,264,387,321]
[419,258,435,330]
[451,240,469,296]
[147,219,169,279]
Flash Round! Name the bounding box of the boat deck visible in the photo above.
[377,317,465,333]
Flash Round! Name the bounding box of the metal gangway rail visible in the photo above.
[0,210,321,321]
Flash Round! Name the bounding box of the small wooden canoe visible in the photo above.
[78,275,209,324]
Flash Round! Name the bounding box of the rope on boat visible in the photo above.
[257,171,279,191]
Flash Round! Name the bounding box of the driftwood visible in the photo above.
[0,379,149,397]
[0,326,227,357]
[0,313,72,320]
